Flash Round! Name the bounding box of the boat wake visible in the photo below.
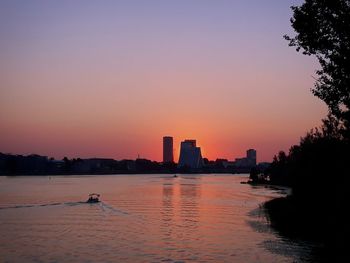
[0,201,131,217]
[0,201,87,210]
[98,202,129,215]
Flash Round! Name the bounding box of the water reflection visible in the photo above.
[161,183,174,238]
[180,182,200,231]
[160,177,202,261]
[161,178,201,231]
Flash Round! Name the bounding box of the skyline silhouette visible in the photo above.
[0,135,258,165]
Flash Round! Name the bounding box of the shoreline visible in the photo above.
[264,196,347,262]
[0,172,248,176]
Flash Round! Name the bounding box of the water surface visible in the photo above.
[0,174,315,262]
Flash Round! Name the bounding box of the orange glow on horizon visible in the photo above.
[0,1,328,163]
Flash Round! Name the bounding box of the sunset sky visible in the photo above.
[0,0,327,162]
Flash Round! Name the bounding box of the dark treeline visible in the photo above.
[265,115,349,254]
[0,153,259,175]
[0,154,175,175]
[268,114,349,192]
[263,126,349,259]
[262,0,350,261]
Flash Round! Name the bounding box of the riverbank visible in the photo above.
[264,195,347,262]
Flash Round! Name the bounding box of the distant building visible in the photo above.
[247,149,257,166]
[234,157,251,167]
[178,139,203,169]
[233,149,257,168]
[163,136,174,163]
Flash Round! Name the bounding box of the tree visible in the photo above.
[284,0,350,132]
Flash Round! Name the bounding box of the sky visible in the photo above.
[0,0,327,162]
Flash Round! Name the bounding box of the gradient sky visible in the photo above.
[0,0,327,162]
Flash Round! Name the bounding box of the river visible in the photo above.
[0,174,317,262]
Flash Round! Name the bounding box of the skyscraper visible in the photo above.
[246,149,257,165]
[163,136,174,163]
[178,139,203,169]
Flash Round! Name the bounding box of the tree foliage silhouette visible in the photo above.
[284,0,350,135]
[265,2,350,258]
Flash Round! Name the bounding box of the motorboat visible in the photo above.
[87,193,100,203]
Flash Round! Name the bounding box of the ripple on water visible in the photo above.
[0,174,314,262]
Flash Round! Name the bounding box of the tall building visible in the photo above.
[246,149,257,165]
[178,139,203,169]
[163,136,174,163]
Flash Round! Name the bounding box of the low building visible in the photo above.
[233,149,257,168]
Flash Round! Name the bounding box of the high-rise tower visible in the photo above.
[163,136,174,163]
[246,149,257,165]
[178,139,203,168]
